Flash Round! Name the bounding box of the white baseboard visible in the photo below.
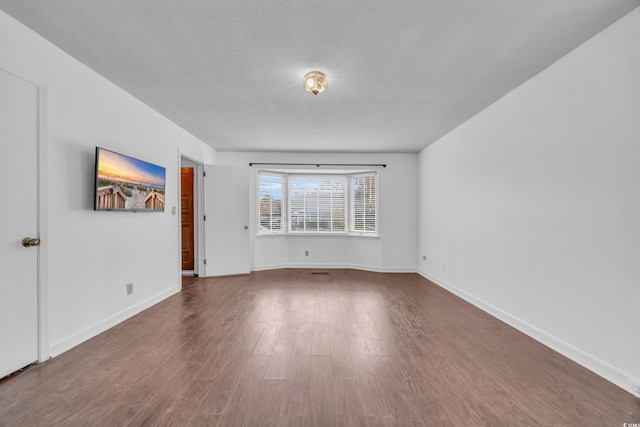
[251,263,295,271]
[49,285,181,357]
[417,269,639,397]
[379,266,418,273]
[252,263,417,273]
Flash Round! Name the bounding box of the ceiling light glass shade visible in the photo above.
[302,71,328,95]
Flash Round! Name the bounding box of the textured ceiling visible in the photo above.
[1,1,638,153]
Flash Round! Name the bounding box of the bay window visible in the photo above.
[258,170,378,236]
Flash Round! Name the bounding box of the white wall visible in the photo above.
[418,9,640,394]
[215,151,418,272]
[0,10,217,357]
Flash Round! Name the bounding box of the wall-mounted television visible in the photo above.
[94,147,166,212]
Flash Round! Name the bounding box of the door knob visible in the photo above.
[22,237,40,247]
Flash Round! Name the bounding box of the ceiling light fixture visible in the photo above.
[302,71,328,95]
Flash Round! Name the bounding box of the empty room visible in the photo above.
[1,1,639,425]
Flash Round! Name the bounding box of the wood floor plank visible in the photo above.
[280,379,311,417]
[327,294,355,380]
[360,417,395,427]
[311,315,331,356]
[276,415,309,426]
[264,312,300,380]
[404,380,452,426]
[188,414,221,426]
[0,269,637,426]
[192,322,267,417]
[280,322,314,416]
[246,379,287,426]
[254,322,283,356]
[333,379,363,427]
[288,322,313,379]
[311,293,331,356]
[308,355,336,427]
[215,355,271,427]
[156,379,216,426]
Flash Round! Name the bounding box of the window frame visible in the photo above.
[257,171,286,235]
[287,174,347,234]
[257,169,379,237]
[349,172,379,236]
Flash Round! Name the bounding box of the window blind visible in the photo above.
[289,175,346,232]
[351,173,377,233]
[258,172,284,232]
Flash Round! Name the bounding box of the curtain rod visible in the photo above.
[249,162,386,168]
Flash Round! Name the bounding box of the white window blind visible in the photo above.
[258,172,284,233]
[289,175,346,232]
[351,173,377,233]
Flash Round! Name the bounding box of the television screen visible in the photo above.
[94,147,166,212]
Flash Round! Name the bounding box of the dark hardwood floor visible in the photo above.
[182,275,200,288]
[1,269,638,426]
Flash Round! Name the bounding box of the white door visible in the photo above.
[0,68,39,378]
[204,165,250,276]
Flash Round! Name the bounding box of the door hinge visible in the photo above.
[204,259,207,265]
[203,171,206,177]
[203,215,206,221]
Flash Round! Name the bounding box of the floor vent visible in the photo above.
[311,272,330,275]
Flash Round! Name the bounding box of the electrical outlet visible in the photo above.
[305,250,309,256]
[126,283,133,295]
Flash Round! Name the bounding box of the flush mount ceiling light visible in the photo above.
[302,71,328,95]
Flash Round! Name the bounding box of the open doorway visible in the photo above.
[178,159,251,281]
[180,156,202,286]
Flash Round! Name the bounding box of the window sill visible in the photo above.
[256,232,379,238]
